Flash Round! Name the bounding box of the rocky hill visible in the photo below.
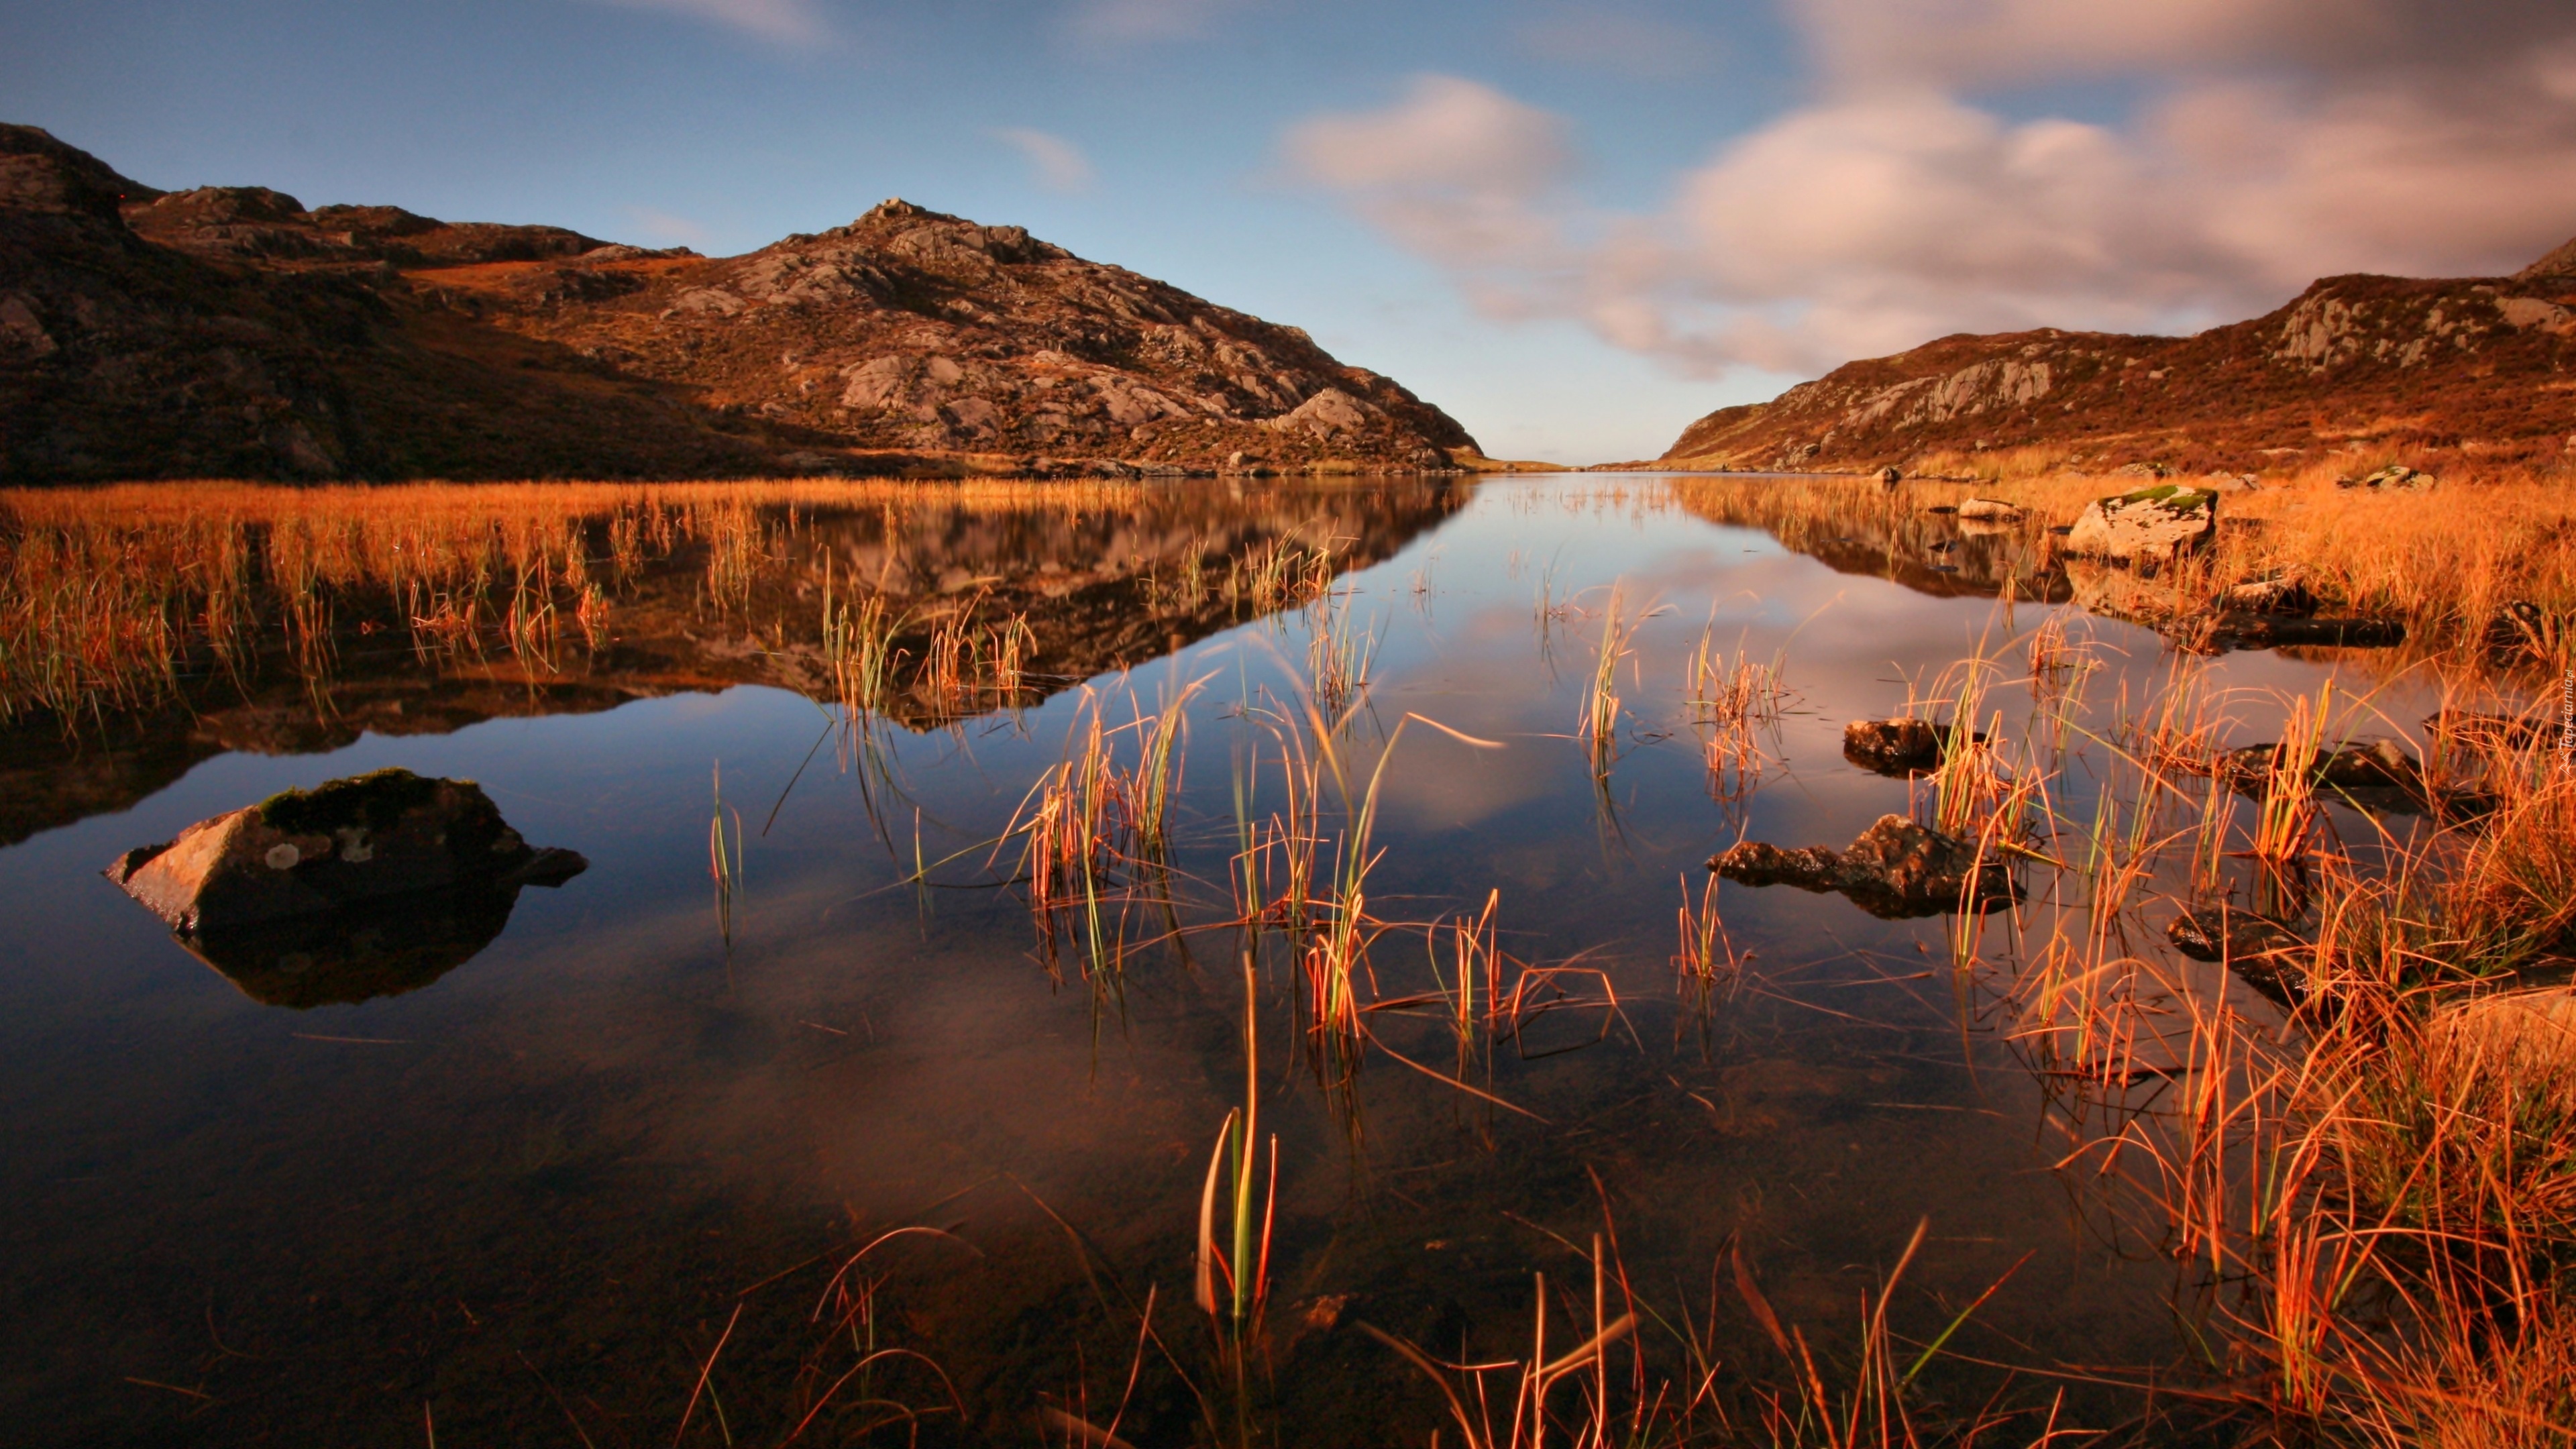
[1648,246,2576,476]
[0,125,1479,482]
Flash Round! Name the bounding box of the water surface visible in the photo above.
[0,474,2450,1445]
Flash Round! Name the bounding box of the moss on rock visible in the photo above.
[256,767,449,836]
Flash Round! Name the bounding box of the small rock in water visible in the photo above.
[2218,739,2422,794]
[2166,907,2308,1008]
[1954,497,2023,521]
[1707,841,1843,892]
[1842,718,1983,775]
[105,767,586,933]
[1709,814,2020,919]
[1876,466,1902,489]
[103,769,588,1008]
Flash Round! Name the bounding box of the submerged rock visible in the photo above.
[106,768,586,932]
[2065,486,2216,564]
[1710,814,2021,918]
[1841,718,1986,776]
[2218,739,2423,794]
[2167,907,2308,1008]
[1708,841,1843,892]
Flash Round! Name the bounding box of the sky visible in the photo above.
[8,0,2576,463]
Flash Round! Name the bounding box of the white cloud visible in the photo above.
[991,127,1096,193]
[1287,2,2576,379]
[1282,75,1578,283]
[578,0,829,44]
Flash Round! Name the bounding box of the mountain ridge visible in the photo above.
[0,124,1481,482]
[1645,245,2576,476]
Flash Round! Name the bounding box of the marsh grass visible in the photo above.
[1937,650,2576,1445]
[708,763,744,959]
[0,478,1167,730]
[1668,468,2576,681]
[1303,588,1381,722]
[1579,585,1665,776]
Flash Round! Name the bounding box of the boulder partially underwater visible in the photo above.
[104,769,586,1008]
[1710,814,2021,919]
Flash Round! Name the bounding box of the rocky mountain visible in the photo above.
[0,125,1480,482]
[1648,244,2576,476]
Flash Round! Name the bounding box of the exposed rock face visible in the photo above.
[2065,486,2215,563]
[1709,814,2020,918]
[105,768,584,932]
[0,125,1479,481]
[1647,231,2576,474]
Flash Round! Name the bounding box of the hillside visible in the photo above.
[1648,249,2576,476]
[0,125,1478,482]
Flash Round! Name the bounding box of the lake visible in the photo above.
[0,474,2455,1445]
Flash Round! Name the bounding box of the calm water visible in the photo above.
[0,476,2446,1445]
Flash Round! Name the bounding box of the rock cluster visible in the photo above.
[1709,814,2021,918]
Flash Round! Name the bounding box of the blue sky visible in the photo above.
[10,0,2576,462]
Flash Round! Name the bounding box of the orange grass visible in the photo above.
[0,478,1150,726]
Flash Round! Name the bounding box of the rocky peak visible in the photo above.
[0,123,160,221]
[1,125,1477,481]
[1650,263,2576,474]
[2518,232,2576,282]
[121,181,623,270]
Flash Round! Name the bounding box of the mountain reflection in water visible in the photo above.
[0,477,1464,846]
